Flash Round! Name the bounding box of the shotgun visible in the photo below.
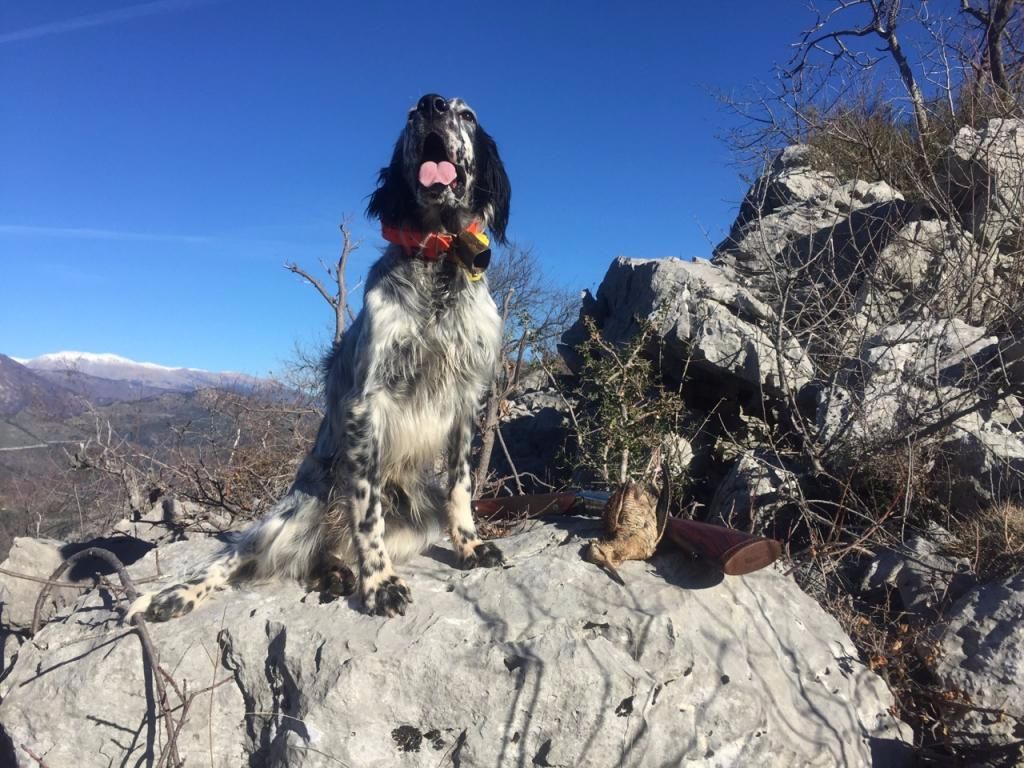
[473,491,782,576]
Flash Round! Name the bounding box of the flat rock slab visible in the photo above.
[0,517,910,767]
[927,570,1024,748]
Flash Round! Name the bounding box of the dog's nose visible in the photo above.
[417,94,449,116]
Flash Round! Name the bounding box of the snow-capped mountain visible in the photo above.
[18,351,264,393]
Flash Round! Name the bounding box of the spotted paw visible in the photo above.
[459,540,505,570]
[362,575,412,617]
[145,587,195,622]
[317,564,357,603]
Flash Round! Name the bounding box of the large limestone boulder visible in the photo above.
[0,518,910,767]
[714,143,906,277]
[925,571,1024,749]
[938,118,1024,253]
[560,257,814,396]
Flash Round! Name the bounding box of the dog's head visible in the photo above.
[367,94,510,244]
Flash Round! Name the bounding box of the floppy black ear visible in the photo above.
[472,125,511,245]
[366,136,416,225]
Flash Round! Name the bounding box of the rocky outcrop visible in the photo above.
[0,519,911,767]
[715,144,906,277]
[553,119,1024,757]
[561,257,814,397]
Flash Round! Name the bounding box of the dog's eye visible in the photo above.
[460,110,476,123]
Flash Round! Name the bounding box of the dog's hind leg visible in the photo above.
[446,414,504,569]
[128,466,329,622]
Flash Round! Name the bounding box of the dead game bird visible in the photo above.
[583,469,671,584]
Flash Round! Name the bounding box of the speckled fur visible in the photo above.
[130,94,510,621]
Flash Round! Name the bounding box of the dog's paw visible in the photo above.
[317,564,357,603]
[136,587,195,623]
[362,574,412,617]
[459,540,505,570]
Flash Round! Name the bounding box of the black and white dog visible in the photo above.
[132,94,510,620]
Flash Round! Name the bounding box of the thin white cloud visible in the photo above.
[0,224,331,253]
[0,224,213,244]
[0,0,213,45]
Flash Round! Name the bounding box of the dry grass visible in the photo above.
[948,501,1024,583]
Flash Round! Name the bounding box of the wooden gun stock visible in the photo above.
[665,518,782,576]
[473,492,782,576]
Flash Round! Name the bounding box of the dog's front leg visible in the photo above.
[341,401,411,616]
[447,415,504,569]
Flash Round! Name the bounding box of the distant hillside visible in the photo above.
[29,368,173,405]
[19,351,264,393]
[0,355,84,419]
[1,351,282,451]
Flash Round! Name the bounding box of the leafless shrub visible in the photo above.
[474,244,576,495]
[159,387,318,524]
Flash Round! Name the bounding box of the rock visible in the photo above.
[1002,337,1024,392]
[714,145,906,276]
[660,432,694,477]
[0,536,155,634]
[859,527,975,621]
[494,385,572,491]
[896,536,975,620]
[714,137,1018,340]
[0,518,911,767]
[0,538,83,631]
[111,496,217,544]
[937,118,1024,253]
[813,319,999,458]
[709,451,802,536]
[814,317,1023,501]
[942,411,1024,509]
[735,146,841,225]
[840,218,1002,329]
[560,257,814,397]
[0,631,23,699]
[925,570,1024,750]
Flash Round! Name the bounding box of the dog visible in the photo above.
[130,93,510,620]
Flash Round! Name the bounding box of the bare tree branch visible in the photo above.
[285,219,360,345]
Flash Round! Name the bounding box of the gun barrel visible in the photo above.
[473,493,577,520]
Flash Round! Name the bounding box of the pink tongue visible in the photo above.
[418,160,458,187]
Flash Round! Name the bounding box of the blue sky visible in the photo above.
[1,0,806,376]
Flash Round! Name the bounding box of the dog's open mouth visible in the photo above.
[418,132,463,191]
